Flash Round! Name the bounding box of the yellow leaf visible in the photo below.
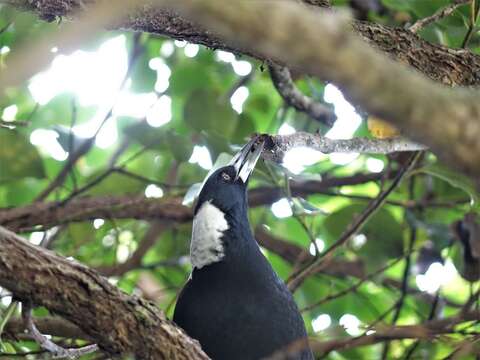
[367,117,400,139]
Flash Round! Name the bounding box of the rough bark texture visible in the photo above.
[2,1,479,357]
[157,0,480,183]
[0,226,209,360]
[352,21,480,86]
[4,0,480,87]
[0,195,191,232]
[5,0,480,181]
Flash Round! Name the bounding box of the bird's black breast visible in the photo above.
[173,244,313,360]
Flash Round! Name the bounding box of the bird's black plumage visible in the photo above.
[174,138,313,360]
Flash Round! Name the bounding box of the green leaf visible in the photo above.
[5,178,44,206]
[166,131,193,162]
[416,164,479,207]
[130,52,156,93]
[0,130,45,182]
[169,62,213,96]
[123,120,169,151]
[201,131,231,160]
[33,94,96,129]
[123,120,193,162]
[86,170,145,196]
[183,89,238,136]
[323,204,404,270]
[232,113,255,143]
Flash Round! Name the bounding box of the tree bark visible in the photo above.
[0,226,209,360]
[0,172,385,232]
[5,0,480,181]
[4,0,480,87]
[157,0,480,183]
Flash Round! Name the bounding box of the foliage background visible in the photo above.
[1,0,480,358]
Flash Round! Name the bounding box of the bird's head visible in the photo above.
[190,136,264,269]
[194,136,264,216]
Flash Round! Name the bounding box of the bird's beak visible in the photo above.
[229,136,265,183]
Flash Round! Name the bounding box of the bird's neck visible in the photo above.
[190,201,260,270]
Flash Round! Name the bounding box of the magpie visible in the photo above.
[174,136,313,360]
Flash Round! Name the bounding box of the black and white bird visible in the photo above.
[174,137,313,360]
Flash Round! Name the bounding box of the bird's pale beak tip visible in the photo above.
[229,135,265,183]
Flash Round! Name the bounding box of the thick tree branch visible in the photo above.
[0,0,139,92]
[0,226,208,360]
[6,1,480,87]
[350,21,480,86]
[4,1,480,179]
[161,0,480,182]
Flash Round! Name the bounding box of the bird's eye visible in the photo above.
[221,172,231,181]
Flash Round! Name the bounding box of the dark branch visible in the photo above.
[268,64,336,126]
[0,172,386,232]
[0,226,208,359]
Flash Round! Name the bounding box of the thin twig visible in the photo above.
[409,0,470,33]
[67,98,79,191]
[0,120,30,128]
[381,179,418,359]
[224,70,255,101]
[287,152,423,291]
[34,33,144,202]
[112,168,191,190]
[313,309,480,357]
[0,22,11,36]
[316,190,469,208]
[403,292,441,359]
[300,254,409,312]
[22,301,98,359]
[461,0,480,48]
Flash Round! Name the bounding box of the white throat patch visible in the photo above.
[190,201,229,269]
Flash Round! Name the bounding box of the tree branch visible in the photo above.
[255,227,365,279]
[21,301,98,359]
[268,64,336,126]
[0,226,208,360]
[5,317,91,342]
[264,132,426,162]
[409,0,470,33]
[6,0,480,87]
[0,172,387,232]
[4,0,480,179]
[161,0,480,183]
[287,152,421,291]
[312,310,480,356]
